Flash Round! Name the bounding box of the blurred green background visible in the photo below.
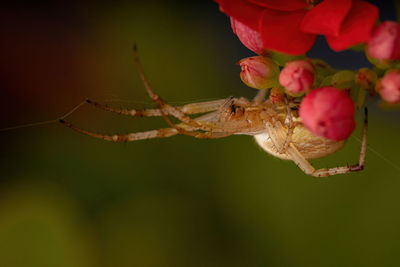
[1,1,400,266]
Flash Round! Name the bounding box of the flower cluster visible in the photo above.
[215,0,378,55]
[215,0,400,141]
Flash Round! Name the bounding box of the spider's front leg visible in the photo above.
[59,120,179,142]
[59,110,233,142]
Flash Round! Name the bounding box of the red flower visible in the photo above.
[214,0,379,55]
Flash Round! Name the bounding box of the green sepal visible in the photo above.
[373,66,386,78]
[311,59,336,87]
[283,87,305,98]
[348,43,365,52]
[263,78,281,90]
[348,84,365,110]
[268,51,306,66]
[331,70,356,89]
[365,46,393,69]
[356,88,366,109]
[320,75,333,87]
[310,59,336,76]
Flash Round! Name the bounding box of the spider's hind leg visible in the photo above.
[288,108,368,177]
[59,119,179,142]
[59,119,231,141]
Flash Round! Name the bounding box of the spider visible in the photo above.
[60,45,367,177]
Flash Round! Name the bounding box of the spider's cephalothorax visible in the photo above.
[60,46,367,177]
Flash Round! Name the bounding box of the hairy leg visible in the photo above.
[288,108,368,177]
[60,110,233,141]
[85,98,226,117]
[59,119,231,141]
[60,119,178,141]
[279,95,294,153]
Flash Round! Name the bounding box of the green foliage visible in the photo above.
[268,50,306,66]
[331,70,356,89]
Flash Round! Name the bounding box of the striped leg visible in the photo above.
[279,95,294,153]
[85,98,226,117]
[60,119,178,141]
[288,108,368,177]
[59,119,231,141]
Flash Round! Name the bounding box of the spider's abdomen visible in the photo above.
[254,122,345,160]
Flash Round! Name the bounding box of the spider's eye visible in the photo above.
[230,104,237,114]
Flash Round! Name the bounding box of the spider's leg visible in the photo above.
[261,108,287,153]
[133,45,214,132]
[279,95,294,153]
[85,98,226,117]
[59,119,231,141]
[252,89,267,104]
[180,99,228,114]
[287,108,368,177]
[59,119,178,142]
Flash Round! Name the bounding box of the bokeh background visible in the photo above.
[0,1,399,266]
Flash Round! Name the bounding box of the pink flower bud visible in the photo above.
[279,60,314,94]
[238,56,279,90]
[376,70,400,104]
[299,87,355,141]
[367,21,400,60]
[230,18,266,55]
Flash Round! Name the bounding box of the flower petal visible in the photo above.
[260,9,316,55]
[301,0,352,36]
[325,0,379,51]
[247,0,308,11]
[231,18,266,54]
[214,0,264,30]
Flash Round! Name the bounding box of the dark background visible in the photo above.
[0,1,399,266]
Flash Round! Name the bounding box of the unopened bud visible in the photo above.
[279,60,314,95]
[238,56,279,90]
[367,21,400,61]
[299,87,355,141]
[376,70,400,104]
[355,68,377,95]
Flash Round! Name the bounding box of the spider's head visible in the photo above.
[219,97,249,121]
